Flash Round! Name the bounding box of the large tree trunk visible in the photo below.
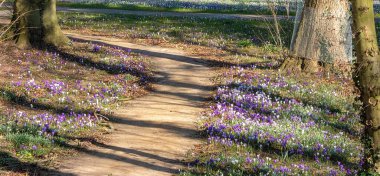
[281,0,352,74]
[12,0,69,48]
[351,0,380,172]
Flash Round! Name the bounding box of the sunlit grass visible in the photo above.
[59,12,293,55]
[57,1,296,15]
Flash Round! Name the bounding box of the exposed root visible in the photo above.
[280,57,351,78]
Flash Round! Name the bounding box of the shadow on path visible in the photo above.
[108,114,199,138]
[57,140,180,174]
[0,151,74,176]
[0,88,200,138]
[69,36,235,68]
[69,35,280,70]
[63,136,180,164]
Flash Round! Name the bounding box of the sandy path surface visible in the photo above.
[54,33,212,176]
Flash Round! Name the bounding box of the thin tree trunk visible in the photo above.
[13,0,69,48]
[351,0,380,172]
[267,1,283,48]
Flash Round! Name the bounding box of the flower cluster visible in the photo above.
[0,42,151,140]
[187,65,363,175]
[4,111,99,136]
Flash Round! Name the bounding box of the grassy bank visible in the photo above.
[0,42,152,173]
[57,2,296,16]
[181,61,363,175]
[59,12,293,56]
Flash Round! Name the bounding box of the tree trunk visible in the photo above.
[281,0,352,74]
[12,0,69,48]
[351,0,380,172]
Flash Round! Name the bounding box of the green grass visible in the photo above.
[59,12,293,55]
[57,2,296,16]
[6,133,53,158]
[0,120,54,159]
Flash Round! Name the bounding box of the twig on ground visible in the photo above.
[95,113,110,121]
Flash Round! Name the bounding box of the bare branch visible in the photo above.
[0,8,40,41]
[0,0,5,8]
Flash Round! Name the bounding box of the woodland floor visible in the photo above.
[0,26,219,175]
[0,12,221,174]
[0,5,365,176]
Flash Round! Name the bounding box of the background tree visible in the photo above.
[351,0,380,172]
[281,0,352,74]
[12,0,69,48]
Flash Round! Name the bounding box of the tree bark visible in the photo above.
[12,0,69,48]
[282,0,352,74]
[351,0,380,172]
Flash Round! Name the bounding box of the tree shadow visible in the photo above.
[208,127,358,169]
[0,88,201,138]
[69,36,278,70]
[62,136,180,164]
[46,45,150,79]
[108,114,200,139]
[68,12,294,50]
[59,1,295,15]
[0,88,93,114]
[0,151,74,176]
[225,83,360,136]
[0,88,198,174]
[69,37,235,68]
[132,99,202,108]
[153,70,214,92]
[56,140,180,174]
[153,89,210,102]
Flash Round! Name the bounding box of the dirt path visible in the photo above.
[55,33,212,176]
